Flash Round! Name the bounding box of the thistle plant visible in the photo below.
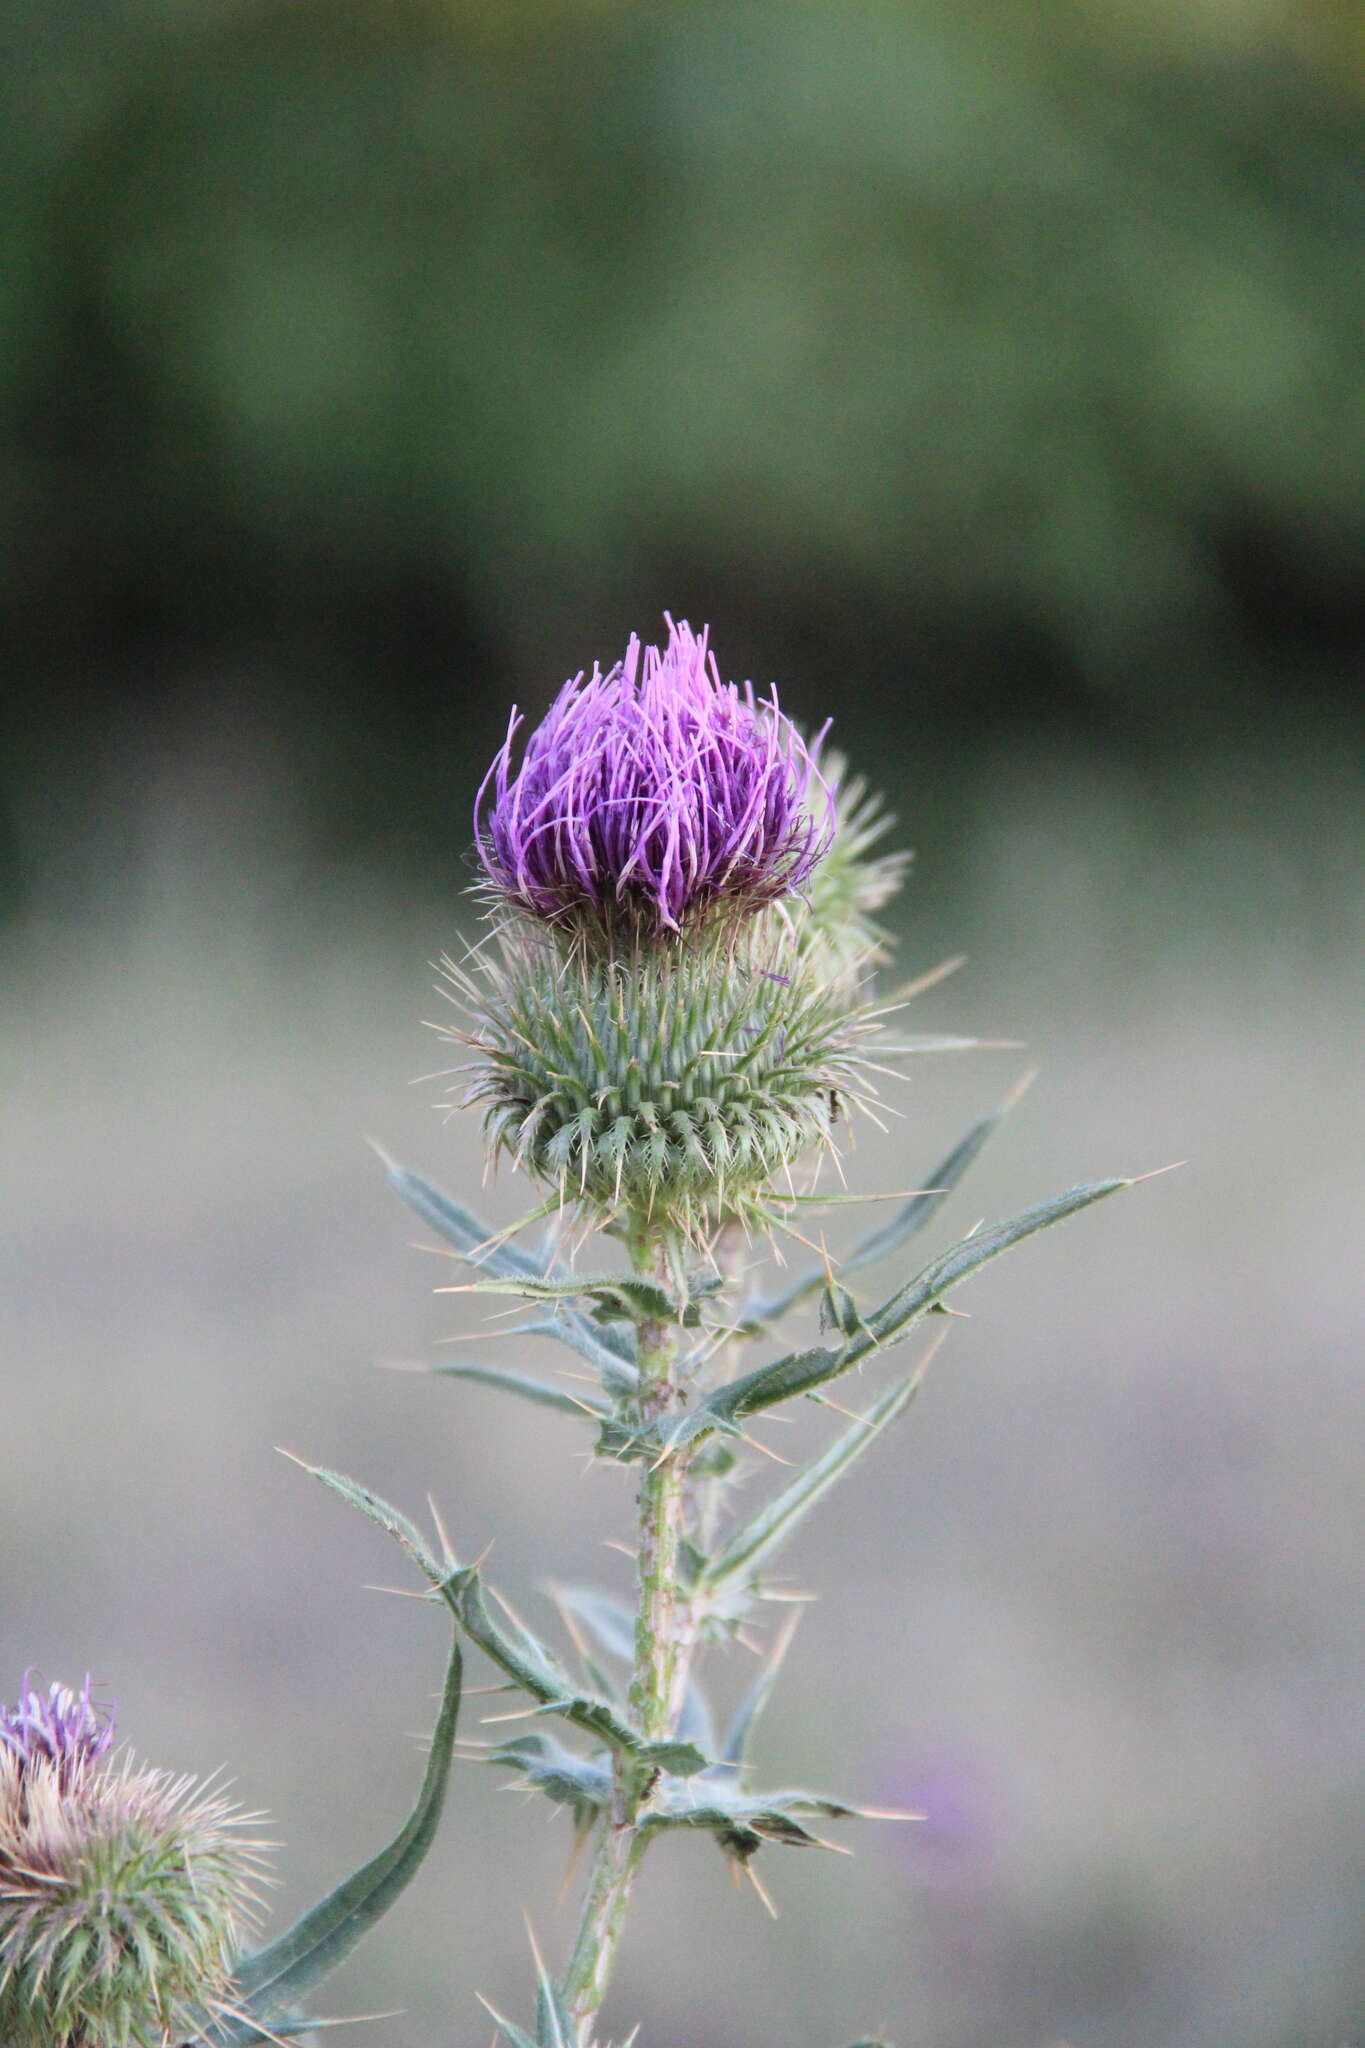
[12,618,1139,2046]
[284,614,1140,2047]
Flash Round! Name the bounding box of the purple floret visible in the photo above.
[475,617,832,936]
[0,1675,114,1782]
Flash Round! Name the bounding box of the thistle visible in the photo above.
[286,616,1143,2046]
[0,1678,267,2048]
[475,616,831,942]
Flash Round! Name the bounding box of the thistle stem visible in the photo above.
[560,1235,691,2044]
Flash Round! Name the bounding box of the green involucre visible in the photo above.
[445,926,875,1236]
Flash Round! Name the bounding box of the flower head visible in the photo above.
[475,618,832,939]
[0,1676,113,1787]
[0,1675,269,2048]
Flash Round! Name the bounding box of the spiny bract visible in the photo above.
[444,926,880,1239]
[800,751,913,986]
[0,1740,269,2048]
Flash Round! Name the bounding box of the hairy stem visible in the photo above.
[561,1236,691,2043]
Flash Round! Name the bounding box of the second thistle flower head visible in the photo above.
[475,617,832,941]
[0,1674,269,2048]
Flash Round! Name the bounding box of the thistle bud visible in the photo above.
[475,617,831,943]
[799,751,912,986]
[0,1676,269,2048]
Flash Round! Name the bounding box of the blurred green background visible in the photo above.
[2,2,1363,2043]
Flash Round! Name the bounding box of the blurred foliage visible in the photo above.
[0,0,1361,889]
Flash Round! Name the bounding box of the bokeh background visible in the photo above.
[3,2,1363,2043]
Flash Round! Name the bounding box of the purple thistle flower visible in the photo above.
[475,617,833,937]
[0,1677,113,1786]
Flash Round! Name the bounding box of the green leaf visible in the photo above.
[552,1585,635,1661]
[449,1271,701,1327]
[705,1362,936,1593]
[521,1314,639,1397]
[533,1945,573,2048]
[426,1362,609,1420]
[195,1627,463,2043]
[300,1461,708,1774]
[749,1087,1025,1322]
[479,2005,539,2048]
[672,1177,1130,1448]
[387,1157,638,1389]
[718,1615,801,1772]
[485,1733,611,1819]
[386,1159,549,1280]
[642,1780,861,1849]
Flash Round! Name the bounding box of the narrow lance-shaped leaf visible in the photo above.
[704,1348,940,1593]
[717,1612,801,1774]
[478,2006,539,2048]
[189,1627,464,2044]
[532,1937,573,2048]
[520,1313,639,1397]
[441,1269,713,1329]
[668,1178,1130,1450]
[300,1460,708,1776]
[425,1361,609,1421]
[748,1085,1027,1323]
[385,1157,637,1385]
[385,1158,549,1280]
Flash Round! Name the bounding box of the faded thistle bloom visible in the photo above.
[0,1675,269,2048]
[448,620,909,1241]
[475,617,832,941]
[0,1677,113,1786]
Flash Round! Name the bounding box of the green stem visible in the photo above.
[560,1233,690,2044]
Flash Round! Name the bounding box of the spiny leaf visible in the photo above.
[553,1586,635,1662]
[667,1177,1130,1449]
[478,2001,540,2048]
[718,1614,801,1772]
[705,1355,938,1593]
[641,1780,863,1849]
[387,1157,637,1388]
[444,1271,702,1327]
[748,1086,1027,1322]
[299,1460,708,1774]
[426,1362,609,1420]
[385,1159,549,1280]
[520,1313,639,1396]
[484,1733,611,1819]
[532,1941,573,2048]
[300,1460,440,1576]
[191,1628,463,2043]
